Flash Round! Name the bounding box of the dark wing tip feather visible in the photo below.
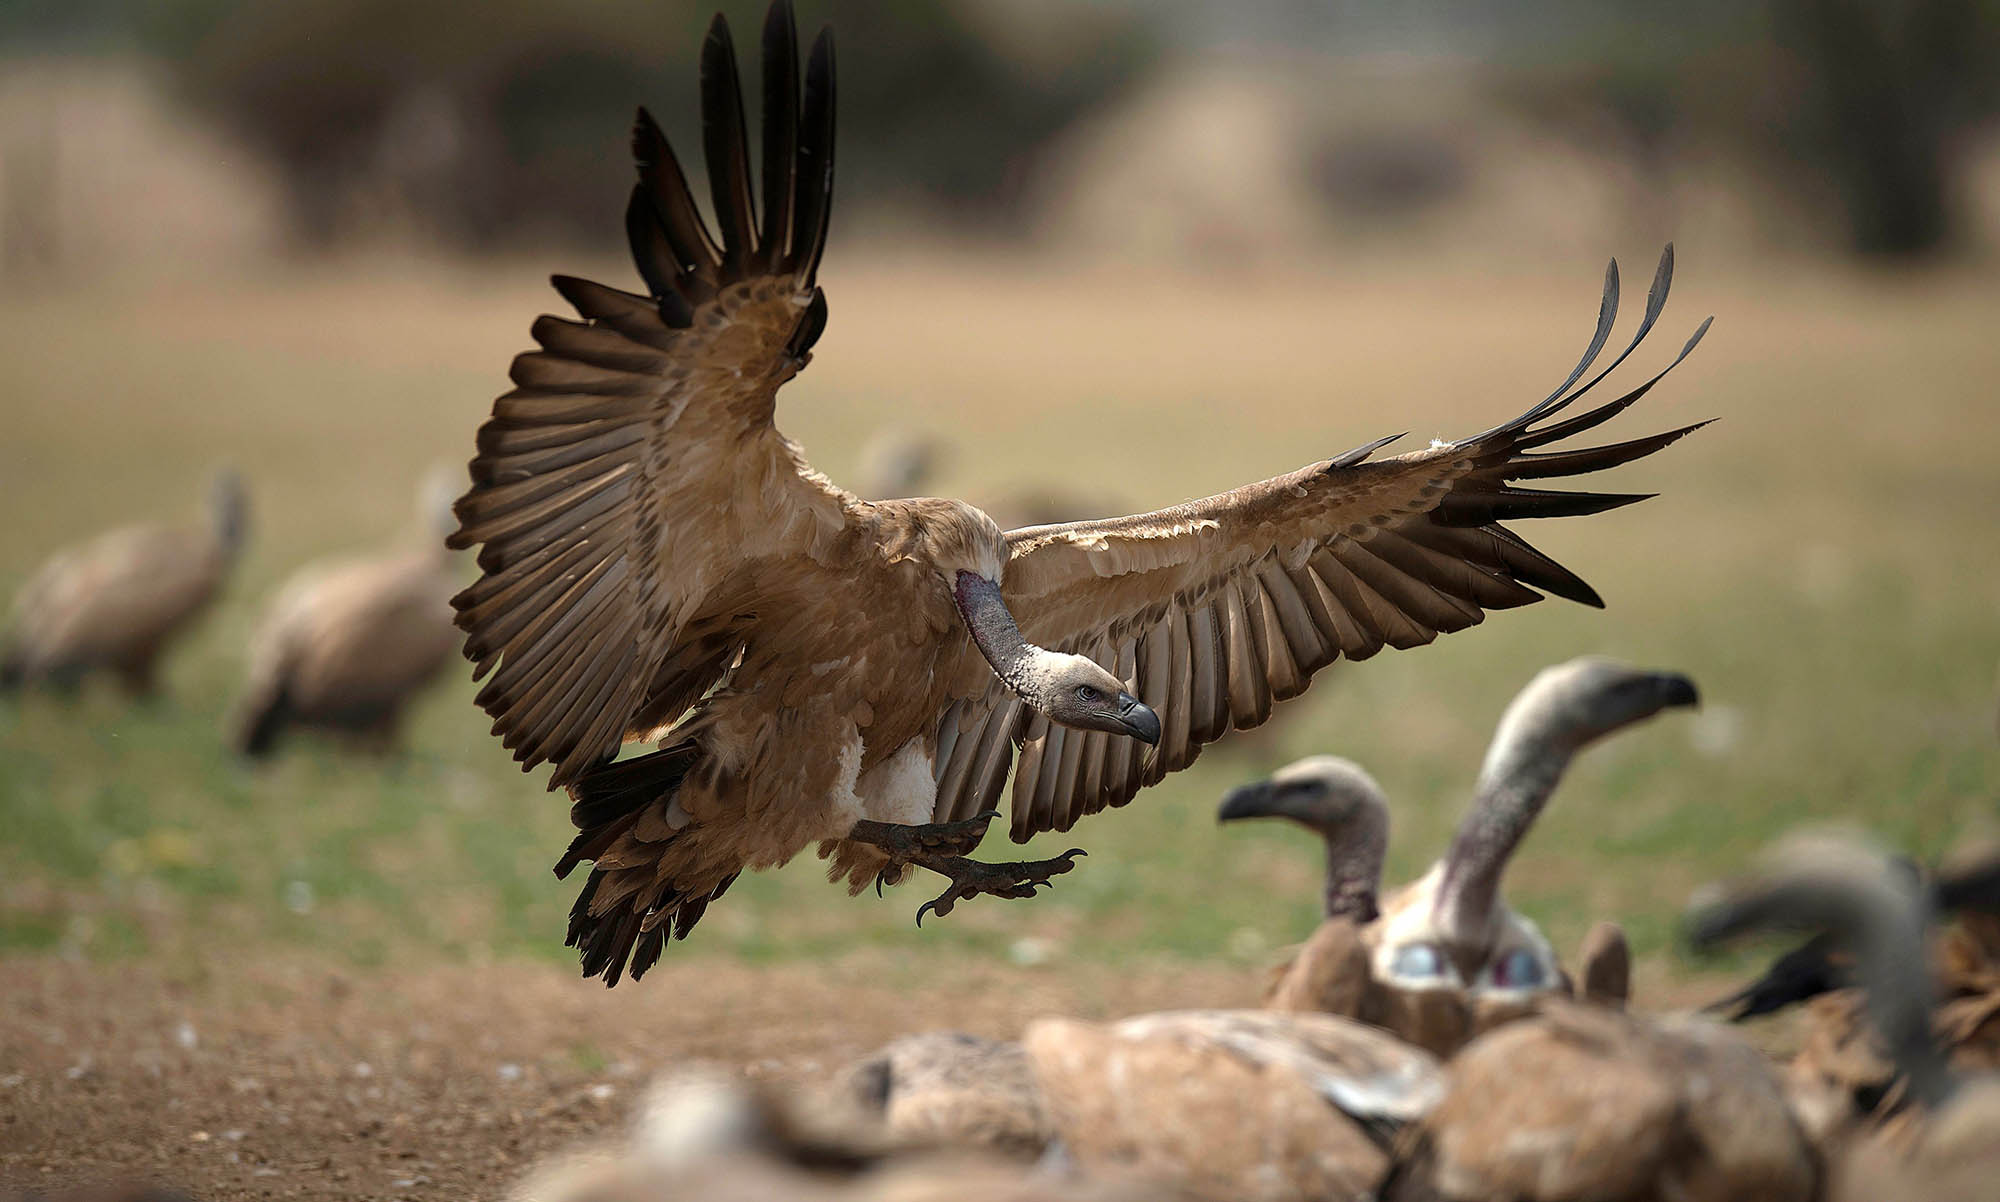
[757,0,802,269]
[699,12,758,264]
[1327,431,1406,470]
[792,29,836,285]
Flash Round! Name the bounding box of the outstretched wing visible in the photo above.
[931,247,1710,841]
[449,5,842,788]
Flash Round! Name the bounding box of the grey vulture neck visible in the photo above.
[952,571,1046,698]
[1434,658,1698,945]
[1321,796,1388,924]
[1687,836,1954,1109]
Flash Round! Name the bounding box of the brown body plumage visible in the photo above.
[1,470,246,696]
[231,476,462,756]
[1024,1009,1443,1202]
[448,1,1713,982]
[1382,998,1820,1202]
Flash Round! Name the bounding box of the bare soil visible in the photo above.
[0,952,1255,1201]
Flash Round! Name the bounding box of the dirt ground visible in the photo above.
[0,951,1261,1201]
[0,950,1756,1202]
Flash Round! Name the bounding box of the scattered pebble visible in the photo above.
[352,1061,374,1079]
[1226,926,1270,960]
[1008,936,1054,966]
[285,880,316,916]
[496,1062,523,1083]
[174,1020,198,1051]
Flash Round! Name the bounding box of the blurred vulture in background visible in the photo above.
[231,472,462,757]
[1218,658,1697,1053]
[0,469,246,697]
[446,0,1711,984]
[855,426,1125,531]
[1702,837,2000,1144]
[1689,834,2000,1202]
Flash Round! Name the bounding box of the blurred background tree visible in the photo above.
[1494,0,2000,258]
[0,0,1155,252]
[0,0,1996,263]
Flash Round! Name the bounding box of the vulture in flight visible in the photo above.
[449,0,1714,984]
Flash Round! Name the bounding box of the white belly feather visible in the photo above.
[817,729,937,839]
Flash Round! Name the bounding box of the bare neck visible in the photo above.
[1323,805,1388,923]
[1435,736,1569,941]
[952,570,1058,704]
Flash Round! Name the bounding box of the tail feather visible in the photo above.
[558,741,734,985]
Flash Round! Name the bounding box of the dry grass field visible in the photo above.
[2,248,1997,1198]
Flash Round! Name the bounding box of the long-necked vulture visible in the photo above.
[1,469,247,697]
[1218,659,1696,1050]
[1688,835,2000,1201]
[448,1,1713,983]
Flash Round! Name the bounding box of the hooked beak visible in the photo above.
[1114,692,1161,745]
[1655,672,1700,710]
[1216,779,1279,824]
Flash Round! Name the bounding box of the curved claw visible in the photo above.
[876,873,886,899]
[915,893,957,927]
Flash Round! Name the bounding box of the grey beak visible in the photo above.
[1115,693,1161,745]
[1216,780,1278,823]
[1657,673,1701,710]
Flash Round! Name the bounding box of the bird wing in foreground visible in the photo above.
[448,5,844,790]
[933,247,1710,840]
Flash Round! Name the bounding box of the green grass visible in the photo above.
[1,252,1996,987]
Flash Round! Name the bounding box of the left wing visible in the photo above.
[931,247,1709,841]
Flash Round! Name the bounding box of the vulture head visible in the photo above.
[1218,755,1389,923]
[951,569,1160,745]
[1423,657,1701,971]
[209,467,250,559]
[1688,832,1956,1111]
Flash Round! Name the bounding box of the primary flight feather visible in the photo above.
[449,0,1713,984]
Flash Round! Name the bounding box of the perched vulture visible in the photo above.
[1023,1009,1445,1202]
[1688,834,2000,1202]
[1,469,247,697]
[1218,658,1696,1051]
[1380,996,1820,1202]
[1703,842,2000,1022]
[1692,836,2000,1150]
[448,0,1713,983]
[230,473,463,757]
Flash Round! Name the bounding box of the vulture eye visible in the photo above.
[1487,948,1548,991]
[1074,685,1099,703]
[1388,942,1450,983]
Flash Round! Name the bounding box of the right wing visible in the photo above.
[448,4,846,787]
[931,249,1710,839]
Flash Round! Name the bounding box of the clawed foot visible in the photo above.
[851,811,1004,896]
[851,810,1001,861]
[914,849,1087,926]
